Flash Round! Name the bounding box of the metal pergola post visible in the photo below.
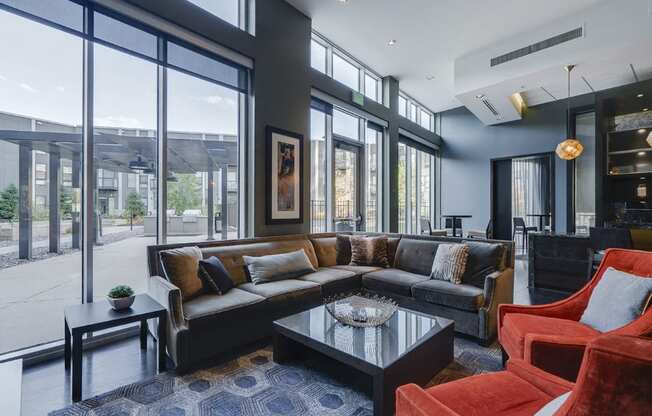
[49,150,61,253]
[18,145,32,259]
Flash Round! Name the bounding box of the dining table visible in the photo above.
[527,213,551,232]
[441,214,472,237]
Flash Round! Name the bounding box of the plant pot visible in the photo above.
[107,295,135,311]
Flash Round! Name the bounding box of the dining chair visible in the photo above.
[513,217,537,251]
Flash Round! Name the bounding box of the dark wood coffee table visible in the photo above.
[273,304,454,416]
[64,294,167,402]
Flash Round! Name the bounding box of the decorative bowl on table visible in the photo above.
[324,294,398,328]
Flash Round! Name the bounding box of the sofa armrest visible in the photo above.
[524,333,592,382]
[561,335,652,416]
[506,359,574,397]
[396,384,461,416]
[478,268,514,342]
[147,275,187,331]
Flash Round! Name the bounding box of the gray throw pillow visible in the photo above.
[580,267,652,332]
[244,249,316,285]
[534,392,571,416]
[430,243,469,285]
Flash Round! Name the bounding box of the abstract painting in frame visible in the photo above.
[266,126,303,224]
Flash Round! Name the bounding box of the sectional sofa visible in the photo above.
[147,232,514,372]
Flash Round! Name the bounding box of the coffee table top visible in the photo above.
[274,304,453,370]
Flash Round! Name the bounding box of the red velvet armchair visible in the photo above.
[498,248,652,381]
[396,335,652,416]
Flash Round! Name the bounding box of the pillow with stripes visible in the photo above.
[430,243,470,284]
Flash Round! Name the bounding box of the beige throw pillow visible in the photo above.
[430,243,470,284]
[159,246,204,300]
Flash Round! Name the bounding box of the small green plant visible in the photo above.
[108,285,134,299]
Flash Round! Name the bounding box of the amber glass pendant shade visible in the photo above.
[556,138,584,160]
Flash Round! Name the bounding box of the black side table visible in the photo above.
[64,294,167,402]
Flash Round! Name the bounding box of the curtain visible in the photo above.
[512,157,550,229]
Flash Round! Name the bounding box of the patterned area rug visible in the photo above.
[50,338,501,415]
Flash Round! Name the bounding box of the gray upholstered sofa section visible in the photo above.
[147,232,514,371]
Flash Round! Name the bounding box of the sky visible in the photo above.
[0,9,239,135]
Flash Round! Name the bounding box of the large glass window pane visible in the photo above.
[398,96,407,117]
[365,127,381,232]
[166,69,240,243]
[0,9,82,354]
[310,39,327,74]
[575,112,596,234]
[334,146,358,231]
[186,0,239,28]
[409,102,418,122]
[0,0,83,33]
[332,53,359,91]
[409,147,417,233]
[364,74,378,102]
[310,109,327,233]
[93,12,158,59]
[333,109,359,140]
[93,44,157,301]
[419,151,432,231]
[419,109,431,130]
[398,143,407,233]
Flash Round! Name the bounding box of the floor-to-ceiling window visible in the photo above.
[309,99,385,232]
[397,139,437,234]
[574,112,596,234]
[0,0,249,356]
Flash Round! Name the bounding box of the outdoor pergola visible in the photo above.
[0,128,239,259]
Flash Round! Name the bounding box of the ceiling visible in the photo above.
[285,0,611,113]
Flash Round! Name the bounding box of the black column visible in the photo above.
[383,76,401,233]
[18,145,32,259]
[49,151,61,253]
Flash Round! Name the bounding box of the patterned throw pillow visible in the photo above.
[349,235,390,268]
[336,234,353,265]
[430,243,470,284]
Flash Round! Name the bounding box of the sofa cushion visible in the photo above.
[580,267,652,332]
[238,279,321,305]
[394,238,440,275]
[412,279,484,311]
[336,234,352,265]
[297,267,356,285]
[502,313,600,360]
[430,243,470,284]
[387,237,401,267]
[331,265,383,275]
[362,268,430,297]
[462,240,506,288]
[200,238,319,285]
[198,256,235,295]
[244,249,316,285]
[159,246,204,301]
[350,235,390,268]
[183,288,265,329]
[310,237,337,267]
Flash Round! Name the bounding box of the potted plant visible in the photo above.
[107,285,135,311]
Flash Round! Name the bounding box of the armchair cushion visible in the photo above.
[580,267,652,332]
[501,313,599,360]
[411,280,484,311]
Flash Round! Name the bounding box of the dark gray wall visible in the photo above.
[439,95,594,233]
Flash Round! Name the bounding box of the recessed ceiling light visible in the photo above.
[336,0,348,3]
[387,39,397,46]
[639,128,647,134]
[475,94,486,99]
[426,75,435,80]
[638,151,646,156]
[637,93,644,98]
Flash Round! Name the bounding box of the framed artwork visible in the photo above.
[266,126,304,224]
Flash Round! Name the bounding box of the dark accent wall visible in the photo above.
[439,95,594,233]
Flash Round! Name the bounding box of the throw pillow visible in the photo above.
[159,246,204,301]
[461,241,506,288]
[580,267,652,332]
[198,256,235,295]
[335,234,353,265]
[430,243,470,284]
[244,249,316,285]
[534,392,571,416]
[349,235,390,268]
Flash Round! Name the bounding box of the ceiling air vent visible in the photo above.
[490,27,583,67]
[481,98,500,117]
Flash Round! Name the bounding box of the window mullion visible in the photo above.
[157,38,167,245]
[81,7,94,304]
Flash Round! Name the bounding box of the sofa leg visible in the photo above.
[501,346,508,368]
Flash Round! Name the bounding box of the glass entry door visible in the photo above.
[334,142,361,231]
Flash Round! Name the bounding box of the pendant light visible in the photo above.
[555,65,584,160]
